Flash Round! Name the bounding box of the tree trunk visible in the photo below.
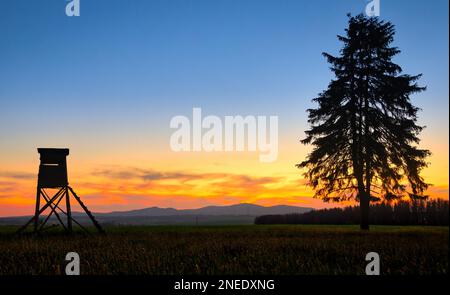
[360,191,370,230]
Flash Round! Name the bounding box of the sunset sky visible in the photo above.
[0,0,448,216]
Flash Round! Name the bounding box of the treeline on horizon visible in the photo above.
[254,199,449,226]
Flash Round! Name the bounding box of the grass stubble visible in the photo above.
[0,225,447,275]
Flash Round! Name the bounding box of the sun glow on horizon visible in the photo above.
[0,140,448,217]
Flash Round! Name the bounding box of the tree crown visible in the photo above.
[298,14,430,203]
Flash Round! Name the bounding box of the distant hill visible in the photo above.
[0,203,313,226]
[95,203,312,217]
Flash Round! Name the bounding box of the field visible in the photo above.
[0,225,447,275]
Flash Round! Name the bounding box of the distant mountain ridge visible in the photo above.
[1,203,313,226]
[92,203,313,217]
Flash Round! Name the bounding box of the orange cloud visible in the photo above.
[0,165,448,217]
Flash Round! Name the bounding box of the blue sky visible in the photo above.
[0,0,448,142]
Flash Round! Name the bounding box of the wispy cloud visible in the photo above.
[92,167,282,188]
[0,171,35,180]
[63,166,312,211]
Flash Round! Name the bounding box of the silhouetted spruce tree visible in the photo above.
[297,15,430,230]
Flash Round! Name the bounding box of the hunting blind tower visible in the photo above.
[17,148,104,234]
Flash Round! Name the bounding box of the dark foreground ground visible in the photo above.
[0,225,447,275]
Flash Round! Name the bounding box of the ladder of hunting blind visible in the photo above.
[68,186,105,234]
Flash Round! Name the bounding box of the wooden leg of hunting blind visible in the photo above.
[33,186,40,232]
[38,190,67,232]
[33,187,66,232]
[65,187,73,233]
[33,187,66,233]
[42,192,91,234]
[41,190,67,231]
[16,187,66,234]
[16,186,104,235]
